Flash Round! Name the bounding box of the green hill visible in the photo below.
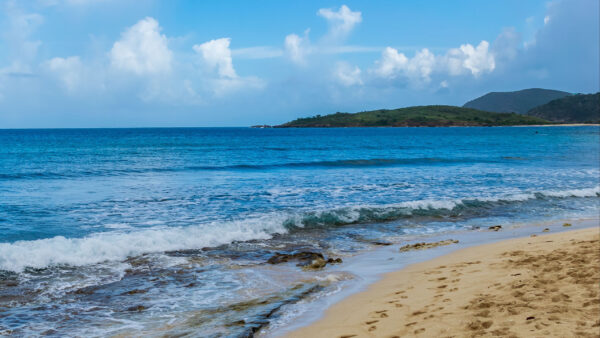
[526,93,599,123]
[276,105,551,127]
[463,88,571,114]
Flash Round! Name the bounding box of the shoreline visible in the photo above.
[512,123,600,127]
[265,124,599,128]
[283,224,600,337]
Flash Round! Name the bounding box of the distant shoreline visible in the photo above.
[252,123,600,128]
[512,123,600,127]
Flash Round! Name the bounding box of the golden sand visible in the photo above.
[287,227,600,337]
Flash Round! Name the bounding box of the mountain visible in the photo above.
[276,105,550,127]
[463,88,571,114]
[526,93,600,123]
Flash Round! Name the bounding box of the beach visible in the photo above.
[288,227,600,338]
[1,127,598,336]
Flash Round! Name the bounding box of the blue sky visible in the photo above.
[0,0,598,128]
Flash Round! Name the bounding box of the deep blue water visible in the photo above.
[0,126,598,336]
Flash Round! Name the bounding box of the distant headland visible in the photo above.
[255,89,599,128]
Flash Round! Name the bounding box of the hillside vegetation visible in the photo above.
[276,105,551,127]
[463,88,571,114]
[526,93,599,123]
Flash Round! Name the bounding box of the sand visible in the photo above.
[287,227,600,338]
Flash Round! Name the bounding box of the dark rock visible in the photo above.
[327,258,343,264]
[562,223,572,227]
[488,225,502,231]
[303,258,327,270]
[126,305,146,312]
[267,251,324,265]
[399,239,459,252]
[371,241,393,246]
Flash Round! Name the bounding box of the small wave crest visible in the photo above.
[1,157,507,180]
[1,186,597,272]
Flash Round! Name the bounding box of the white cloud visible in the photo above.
[193,38,264,96]
[372,47,408,78]
[446,41,495,76]
[109,17,172,75]
[334,62,362,86]
[372,47,435,82]
[372,40,495,83]
[44,56,83,92]
[284,30,310,64]
[193,38,237,78]
[317,5,362,40]
[409,48,436,81]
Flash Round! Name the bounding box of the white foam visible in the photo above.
[1,186,597,272]
[542,186,600,198]
[0,215,289,272]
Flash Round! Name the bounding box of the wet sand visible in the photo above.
[287,227,600,337]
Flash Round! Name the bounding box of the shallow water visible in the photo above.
[0,126,598,336]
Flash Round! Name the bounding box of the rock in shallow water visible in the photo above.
[266,251,342,270]
[399,239,459,252]
[266,252,324,265]
[303,258,327,270]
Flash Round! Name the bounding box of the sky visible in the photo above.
[0,0,598,128]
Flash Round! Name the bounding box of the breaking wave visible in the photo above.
[1,186,598,272]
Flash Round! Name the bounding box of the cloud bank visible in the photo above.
[0,1,597,127]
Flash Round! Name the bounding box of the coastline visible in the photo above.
[284,225,600,337]
[511,123,600,127]
[262,124,600,128]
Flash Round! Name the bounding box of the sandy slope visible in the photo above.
[287,227,600,338]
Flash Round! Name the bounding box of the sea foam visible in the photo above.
[1,186,597,272]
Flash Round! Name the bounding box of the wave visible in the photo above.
[189,157,493,170]
[283,187,600,228]
[0,157,508,180]
[1,187,598,272]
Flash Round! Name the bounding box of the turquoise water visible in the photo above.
[0,126,598,336]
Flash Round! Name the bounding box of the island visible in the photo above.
[275,105,551,128]
[463,88,571,114]
[526,93,600,123]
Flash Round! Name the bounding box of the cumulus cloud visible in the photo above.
[334,61,362,86]
[44,56,83,92]
[284,30,310,64]
[372,40,495,84]
[109,17,172,75]
[372,47,435,83]
[193,38,237,78]
[317,5,362,40]
[193,37,264,95]
[445,41,495,76]
[283,5,362,65]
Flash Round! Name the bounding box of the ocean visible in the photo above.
[0,126,599,336]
